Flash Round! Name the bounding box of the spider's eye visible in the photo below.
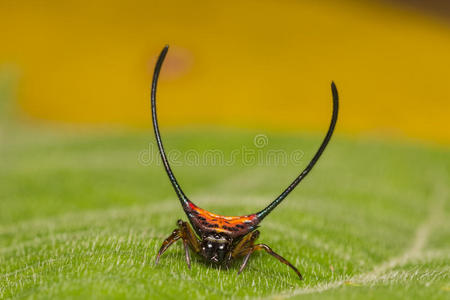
[218,244,225,250]
[207,243,213,248]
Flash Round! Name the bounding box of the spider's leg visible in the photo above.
[178,220,201,253]
[177,219,202,269]
[182,239,191,269]
[238,250,253,274]
[155,228,181,265]
[155,219,201,267]
[229,230,260,261]
[238,243,303,280]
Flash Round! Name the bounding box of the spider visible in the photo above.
[151,45,339,280]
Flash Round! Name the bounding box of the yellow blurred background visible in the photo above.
[1,0,450,144]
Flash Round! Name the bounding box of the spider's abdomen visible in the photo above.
[185,201,260,238]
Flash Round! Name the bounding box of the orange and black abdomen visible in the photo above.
[185,202,260,238]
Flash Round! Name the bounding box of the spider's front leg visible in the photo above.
[231,230,303,280]
[155,219,201,269]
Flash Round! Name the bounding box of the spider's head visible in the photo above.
[201,233,232,264]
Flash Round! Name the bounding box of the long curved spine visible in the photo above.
[151,45,191,209]
[256,82,339,220]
